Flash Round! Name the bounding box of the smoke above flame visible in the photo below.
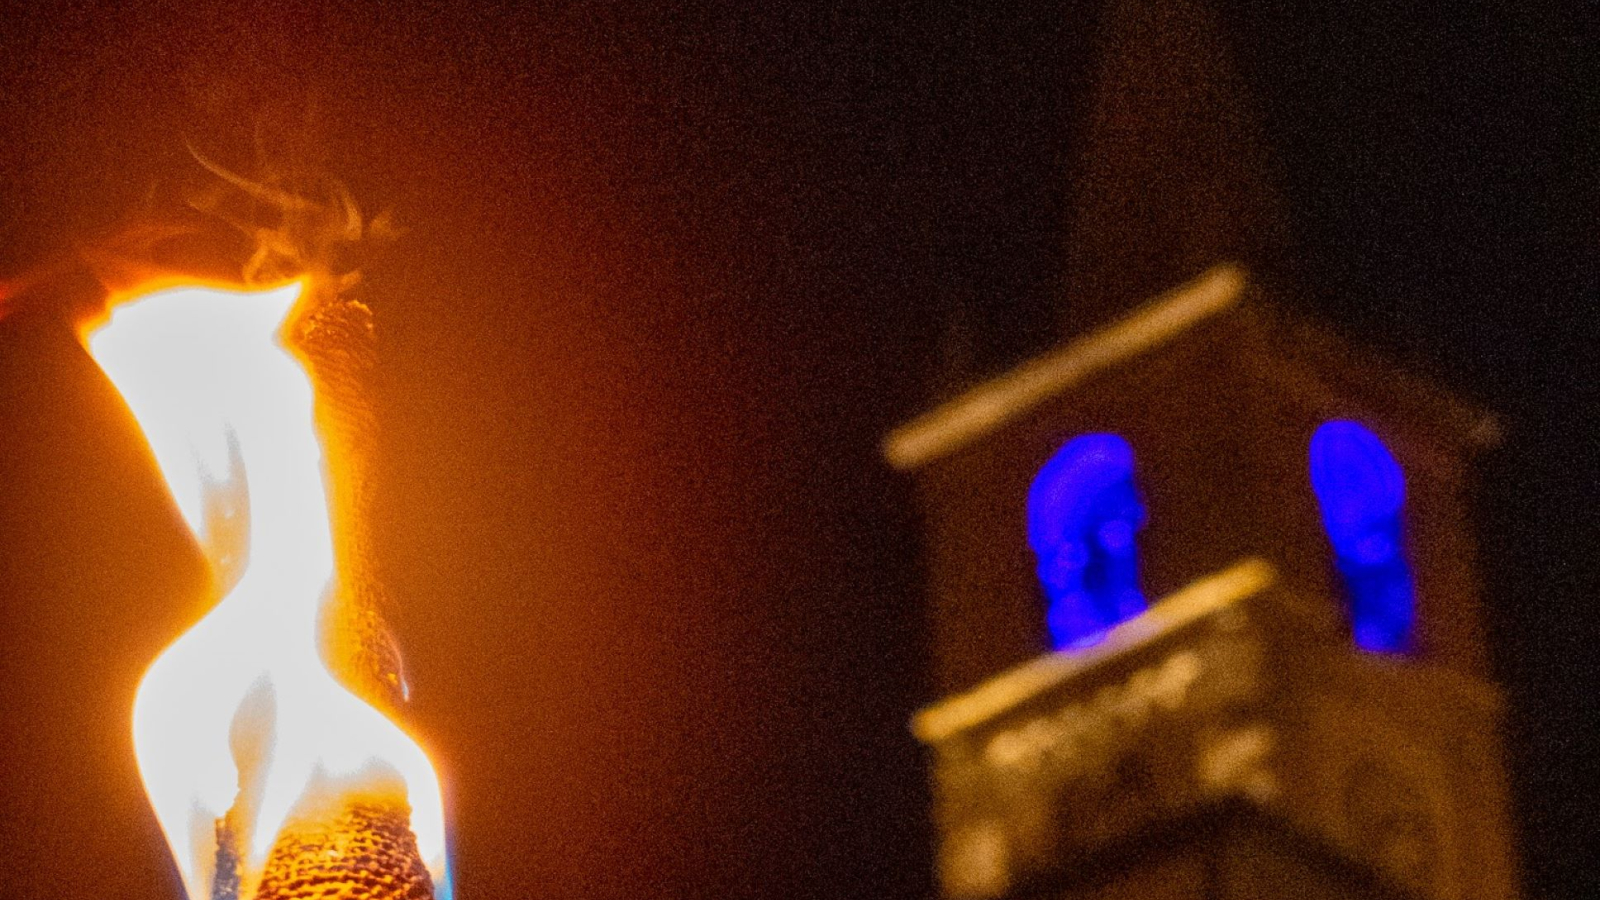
[183,144,399,292]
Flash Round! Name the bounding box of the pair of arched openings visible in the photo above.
[1026,422,1414,654]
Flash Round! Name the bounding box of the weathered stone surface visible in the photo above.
[914,560,1515,900]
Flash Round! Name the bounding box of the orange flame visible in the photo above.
[86,278,448,900]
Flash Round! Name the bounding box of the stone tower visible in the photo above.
[888,265,1516,900]
[885,2,1519,897]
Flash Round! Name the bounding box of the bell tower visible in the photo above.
[886,2,1520,898]
[889,265,1516,900]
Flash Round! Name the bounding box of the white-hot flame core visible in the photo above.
[88,282,447,900]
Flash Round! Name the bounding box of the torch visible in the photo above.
[84,264,450,900]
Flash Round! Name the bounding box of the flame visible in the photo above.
[86,278,448,900]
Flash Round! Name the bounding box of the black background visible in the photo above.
[1,2,1594,899]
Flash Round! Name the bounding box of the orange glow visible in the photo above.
[86,279,447,900]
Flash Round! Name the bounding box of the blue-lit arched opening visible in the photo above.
[1309,420,1416,654]
[1027,433,1147,650]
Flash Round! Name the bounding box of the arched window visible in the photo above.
[1027,433,1147,650]
[1309,420,1416,653]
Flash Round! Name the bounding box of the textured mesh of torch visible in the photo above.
[249,286,433,900]
[294,290,405,713]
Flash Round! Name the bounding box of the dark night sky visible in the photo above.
[1,2,1595,899]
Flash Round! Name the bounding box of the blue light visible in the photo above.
[1027,434,1147,650]
[1309,420,1416,653]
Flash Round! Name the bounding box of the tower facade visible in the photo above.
[888,266,1518,900]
